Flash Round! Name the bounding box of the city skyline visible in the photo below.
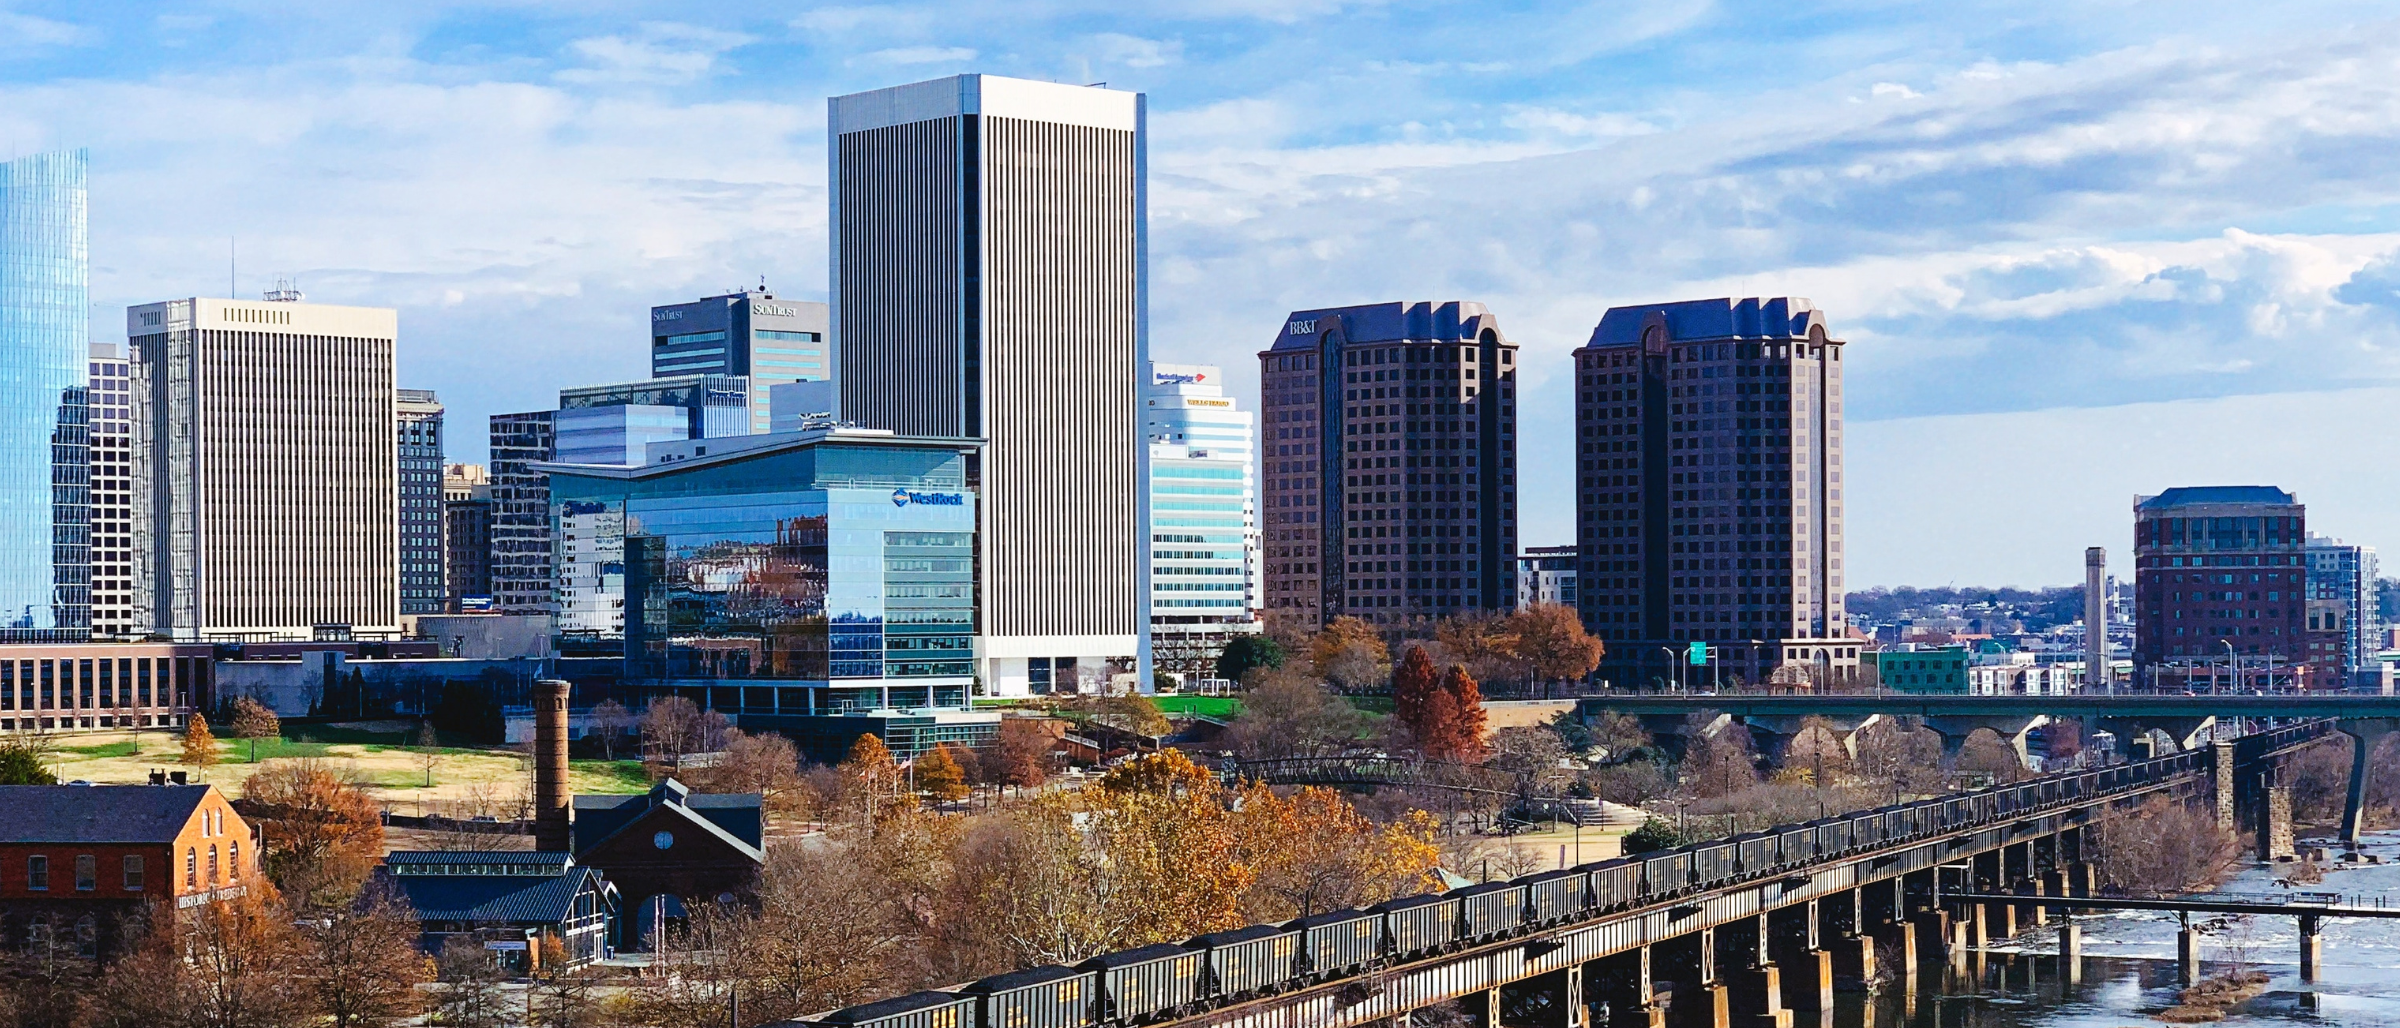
[7,5,2400,588]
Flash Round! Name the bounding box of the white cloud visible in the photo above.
[0,11,93,50]
[1869,82,1919,100]
[557,23,757,85]
[790,5,935,35]
[1086,32,1181,69]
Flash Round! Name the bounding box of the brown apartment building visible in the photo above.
[0,783,259,957]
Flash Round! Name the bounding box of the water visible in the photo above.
[1837,831,2400,1027]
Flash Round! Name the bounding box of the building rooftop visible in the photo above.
[0,785,210,844]
[1587,297,1826,347]
[1265,301,1501,352]
[384,866,599,925]
[2135,486,2298,510]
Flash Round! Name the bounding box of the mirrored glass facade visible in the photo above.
[0,150,90,639]
[542,432,979,716]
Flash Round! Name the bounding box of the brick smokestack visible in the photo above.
[534,679,572,852]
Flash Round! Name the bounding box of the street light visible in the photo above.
[2221,640,2238,695]
[1659,648,1682,694]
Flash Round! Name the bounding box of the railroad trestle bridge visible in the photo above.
[791,722,2333,1028]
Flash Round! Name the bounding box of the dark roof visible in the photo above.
[386,866,601,925]
[385,851,572,867]
[1187,924,1290,947]
[2136,486,2297,510]
[819,991,971,1026]
[1587,297,1825,347]
[1287,909,1374,930]
[1371,892,1450,913]
[573,778,763,854]
[0,785,207,844]
[1265,301,1501,352]
[964,964,1087,994]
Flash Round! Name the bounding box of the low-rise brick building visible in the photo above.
[570,778,762,950]
[0,782,258,957]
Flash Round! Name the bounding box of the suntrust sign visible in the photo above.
[890,490,966,508]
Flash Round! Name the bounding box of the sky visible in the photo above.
[6,1,2399,590]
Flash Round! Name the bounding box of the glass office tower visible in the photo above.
[0,150,91,639]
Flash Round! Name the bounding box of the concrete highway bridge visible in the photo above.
[1575,693,2400,845]
[1143,721,2333,1028]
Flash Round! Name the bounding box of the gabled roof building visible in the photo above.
[379,851,614,969]
[571,779,764,950]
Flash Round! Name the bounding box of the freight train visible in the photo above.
[784,749,2200,1028]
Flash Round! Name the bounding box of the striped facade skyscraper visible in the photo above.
[1258,302,1520,627]
[1571,298,1861,688]
[830,73,1148,694]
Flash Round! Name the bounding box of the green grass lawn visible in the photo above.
[574,759,650,793]
[216,738,335,764]
[60,740,141,758]
[1153,695,1242,719]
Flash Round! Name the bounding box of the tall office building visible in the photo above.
[89,344,134,637]
[1571,298,1860,688]
[2306,534,2381,690]
[488,412,556,615]
[398,390,446,615]
[442,463,494,611]
[1143,363,1260,678]
[831,74,1147,694]
[2132,486,2307,691]
[651,290,827,433]
[130,296,398,640]
[1257,302,1519,627]
[0,150,91,640]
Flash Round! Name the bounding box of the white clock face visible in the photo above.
[653,830,675,850]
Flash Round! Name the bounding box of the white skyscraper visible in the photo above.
[830,73,1148,695]
[1143,364,1260,677]
[130,296,398,640]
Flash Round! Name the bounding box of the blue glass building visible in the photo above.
[538,428,996,759]
[0,150,90,639]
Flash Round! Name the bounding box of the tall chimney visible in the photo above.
[534,679,572,852]
[2084,548,2110,693]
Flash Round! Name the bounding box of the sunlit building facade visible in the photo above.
[1142,363,1260,679]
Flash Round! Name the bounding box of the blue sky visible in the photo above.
[8,1,2400,588]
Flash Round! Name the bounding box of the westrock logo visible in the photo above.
[891,490,966,508]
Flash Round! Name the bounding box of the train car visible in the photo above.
[1642,851,1692,897]
[1582,859,1642,910]
[1850,810,1886,850]
[1731,832,1778,874]
[1288,910,1381,980]
[817,992,977,1028]
[1188,925,1300,1001]
[1523,869,1588,925]
[964,966,1099,1028]
[1453,881,1527,941]
[1810,817,1853,858]
[1774,824,1816,866]
[1691,842,1738,887]
[1373,893,1458,958]
[1081,945,1203,1024]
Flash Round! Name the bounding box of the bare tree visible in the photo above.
[2090,796,2241,895]
[585,699,633,762]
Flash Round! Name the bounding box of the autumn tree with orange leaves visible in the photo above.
[1230,784,1442,920]
[242,758,387,909]
[1423,666,1489,763]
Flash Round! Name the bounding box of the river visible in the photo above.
[1823,830,2400,1027]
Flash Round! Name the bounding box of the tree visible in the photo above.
[1220,667,1376,760]
[242,759,387,910]
[688,728,806,817]
[585,699,633,761]
[1507,604,1606,693]
[986,718,1056,788]
[1217,635,1285,685]
[1307,616,1390,692]
[179,884,310,1028]
[1622,817,1684,854]
[433,936,514,1028]
[525,943,602,1028]
[1680,711,1758,798]
[0,738,57,785]
[1230,784,1440,920]
[916,744,969,804]
[413,721,441,789]
[1390,645,1444,749]
[639,695,728,766]
[1851,717,1944,801]
[1059,693,1171,739]
[1422,665,1488,763]
[1096,749,1213,794]
[300,883,433,1028]
[841,733,904,817]
[2090,796,2241,895]
[183,713,221,773]
[1487,727,1570,790]
[230,696,281,743]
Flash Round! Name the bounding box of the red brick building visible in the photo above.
[0,783,259,957]
[2133,486,2309,690]
[0,642,215,735]
[570,779,762,949]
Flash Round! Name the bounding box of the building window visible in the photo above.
[124,855,143,891]
[208,845,219,885]
[229,841,240,877]
[186,847,196,886]
[27,855,47,890]
[75,854,94,891]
